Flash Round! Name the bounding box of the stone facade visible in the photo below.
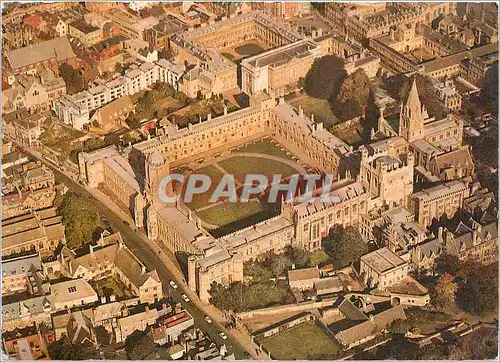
[409,180,470,228]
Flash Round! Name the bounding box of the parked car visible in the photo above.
[181,294,190,302]
[169,280,178,289]
[219,332,228,340]
[204,315,212,324]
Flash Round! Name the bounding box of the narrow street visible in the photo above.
[16,142,268,360]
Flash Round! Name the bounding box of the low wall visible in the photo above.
[237,297,338,320]
[253,312,315,339]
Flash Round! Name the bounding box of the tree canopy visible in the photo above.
[208,280,294,312]
[385,74,446,120]
[457,263,498,316]
[333,68,372,117]
[480,64,498,116]
[322,225,367,269]
[48,336,94,360]
[59,63,86,95]
[303,55,347,99]
[432,272,457,308]
[58,192,99,249]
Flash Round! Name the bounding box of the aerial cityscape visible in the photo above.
[1,1,498,360]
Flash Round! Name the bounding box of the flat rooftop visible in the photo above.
[361,247,406,274]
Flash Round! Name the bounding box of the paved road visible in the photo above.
[17,144,254,359]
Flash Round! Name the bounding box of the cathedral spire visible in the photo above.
[405,77,421,113]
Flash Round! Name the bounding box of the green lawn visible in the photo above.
[184,165,225,210]
[197,200,264,227]
[309,250,331,267]
[154,96,185,111]
[237,139,295,160]
[90,277,133,299]
[262,321,342,360]
[288,94,340,129]
[218,156,300,184]
[235,43,265,56]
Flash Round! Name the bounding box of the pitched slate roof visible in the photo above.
[70,234,160,290]
[7,36,76,70]
[288,267,320,283]
[335,305,406,347]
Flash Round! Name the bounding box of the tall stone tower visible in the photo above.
[145,150,173,208]
[399,78,426,142]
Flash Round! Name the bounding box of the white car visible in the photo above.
[169,280,178,289]
[204,315,212,324]
[181,294,190,302]
[219,332,228,340]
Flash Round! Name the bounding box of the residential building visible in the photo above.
[2,69,66,114]
[89,95,134,132]
[2,296,54,331]
[50,279,99,311]
[103,8,159,40]
[2,208,66,258]
[61,232,163,303]
[360,247,409,289]
[2,254,47,296]
[69,19,103,47]
[434,79,462,111]
[158,310,195,344]
[444,216,498,266]
[66,311,97,346]
[115,302,163,343]
[287,267,321,291]
[2,324,49,360]
[3,108,44,147]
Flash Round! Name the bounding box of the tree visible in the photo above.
[126,115,142,130]
[48,336,94,360]
[283,245,309,268]
[334,69,372,116]
[480,64,498,116]
[387,318,412,336]
[448,328,498,360]
[262,252,291,278]
[58,192,99,249]
[397,74,446,120]
[435,253,460,275]
[303,55,347,99]
[59,63,85,95]
[104,133,121,146]
[208,280,294,312]
[457,263,498,316]
[322,225,367,269]
[432,273,457,308]
[83,138,105,152]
